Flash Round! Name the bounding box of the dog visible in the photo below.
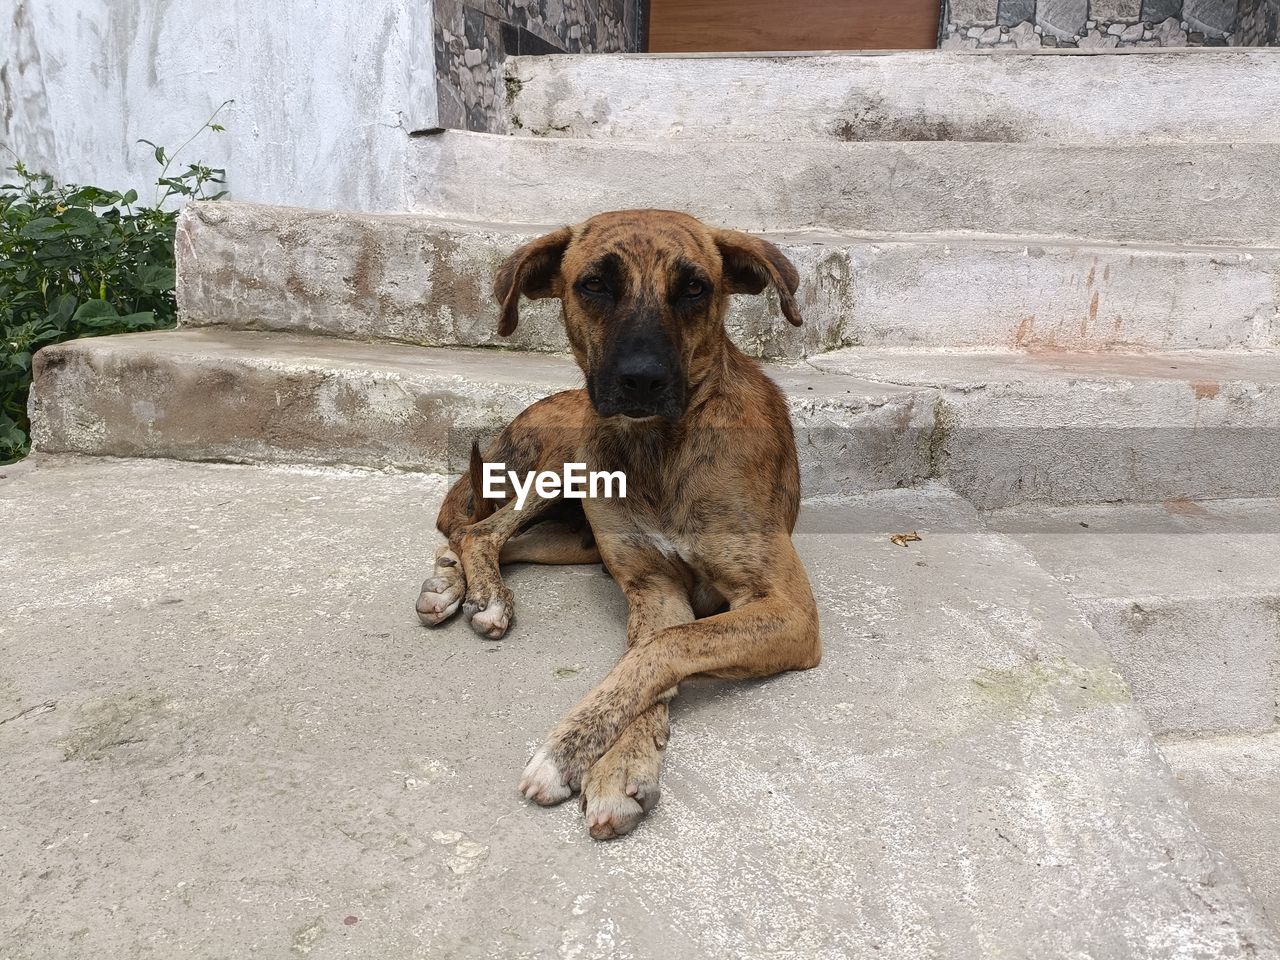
[416,209,821,840]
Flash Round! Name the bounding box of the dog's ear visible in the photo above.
[493,227,573,336]
[713,229,802,327]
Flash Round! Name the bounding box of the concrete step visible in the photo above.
[2,455,1275,957]
[1164,730,1280,928]
[985,498,1280,736]
[809,347,1280,507]
[29,332,1280,508]
[408,131,1280,246]
[178,201,1280,357]
[27,330,933,496]
[505,49,1280,144]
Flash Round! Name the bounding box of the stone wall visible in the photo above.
[434,0,645,132]
[942,0,1280,47]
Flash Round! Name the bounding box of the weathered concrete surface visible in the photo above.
[28,330,934,496]
[409,131,1280,245]
[505,49,1280,144]
[178,201,1280,355]
[1,456,1275,958]
[0,0,435,211]
[175,202,858,361]
[809,348,1280,507]
[1164,731,1280,928]
[31,332,1280,509]
[985,499,1280,735]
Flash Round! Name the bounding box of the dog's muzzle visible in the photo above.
[592,350,686,421]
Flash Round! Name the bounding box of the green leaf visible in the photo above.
[134,264,176,292]
[18,217,61,239]
[72,299,118,322]
[116,311,158,330]
[45,293,78,328]
[58,207,101,236]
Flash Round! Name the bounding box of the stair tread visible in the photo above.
[985,498,1280,599]
[982,499,1280,737]
[58,328,1280,392]
[74,328,923,402]
[810,346,1280,387]
[192,200,1280,251]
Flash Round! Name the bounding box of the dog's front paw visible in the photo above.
[416,550,465,626]
[517,720,610,806]
[463,582,514,640]
[581,749,661,841]
[518,744,574,806]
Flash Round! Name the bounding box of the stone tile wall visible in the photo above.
[434,0,644,132]
[942,0,1280,47]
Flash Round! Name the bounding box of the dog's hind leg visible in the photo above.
[418,444,494,628]
[501,505,600,566]
[420,501,593,630]
[454,493,560,640]
[416,541,468,627]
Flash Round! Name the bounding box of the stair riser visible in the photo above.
[506,51,1280,144]
[28,337,933,497]
[1083,596,1280,737]
[931,391,1280,512]
[179,203,1280,356]
[31,335,1280,509]
[935,386,1280,507]
[409,133,1280,246]
[809,350,1280,507]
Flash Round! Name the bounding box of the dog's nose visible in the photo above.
[616,355,671,405]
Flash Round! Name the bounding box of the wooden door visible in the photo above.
[646,0,943,52]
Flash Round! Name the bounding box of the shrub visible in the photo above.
[0,106,229,463]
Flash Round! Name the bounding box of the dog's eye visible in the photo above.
[684,279,707,298]
[581,276,607,294]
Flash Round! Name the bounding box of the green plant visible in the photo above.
[0,102,230,463]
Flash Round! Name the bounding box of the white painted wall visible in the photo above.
[0,0,436,211]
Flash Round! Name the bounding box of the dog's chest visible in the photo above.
[637,524,697,565]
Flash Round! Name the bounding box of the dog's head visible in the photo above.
[493,209,801,422]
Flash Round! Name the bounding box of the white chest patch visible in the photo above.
[642,528,697,565]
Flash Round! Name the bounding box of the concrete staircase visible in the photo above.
[15,48,1280,956]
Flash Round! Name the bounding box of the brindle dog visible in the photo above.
[416,209,821,840]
